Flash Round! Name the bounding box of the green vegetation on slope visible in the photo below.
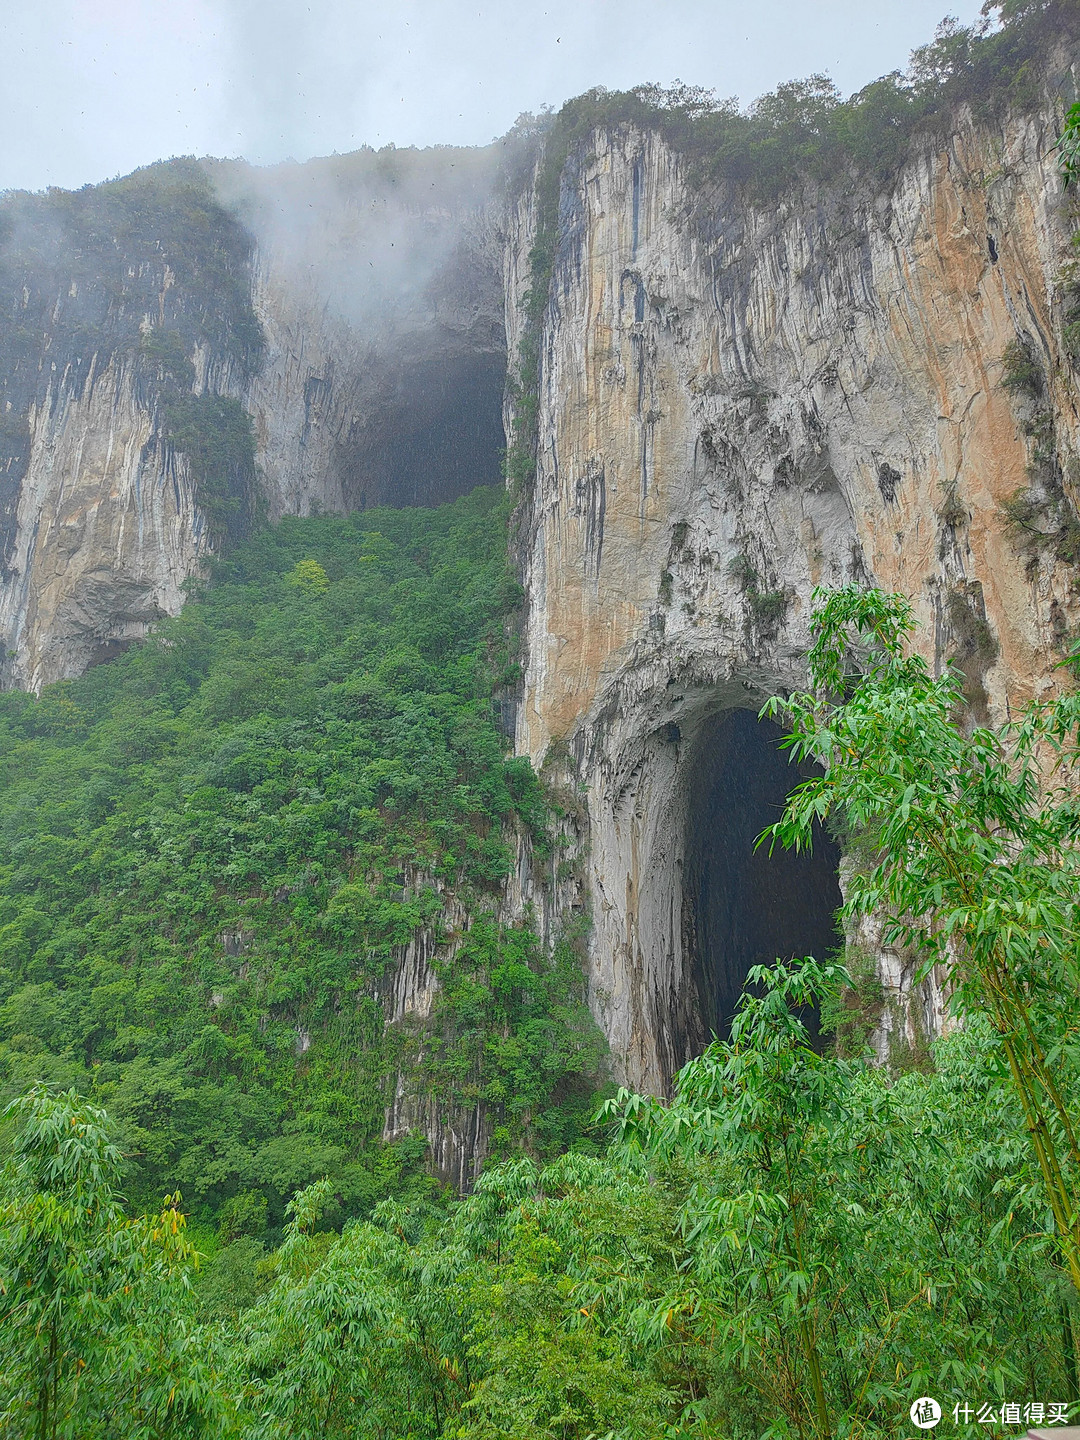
[0,485,604,1240]
[3,586,1080,1438]
[2,990,1074,1438]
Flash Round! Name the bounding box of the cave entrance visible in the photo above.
[683,707,842,1046]
[342,350,507,510]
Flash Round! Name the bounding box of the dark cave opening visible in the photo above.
[85,638,135,669]
[683,708,843,1046]
[342,350,507,510]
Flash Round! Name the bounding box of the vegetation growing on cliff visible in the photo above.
[505,0,1080,495]
[0,158,265,554]
[997,335,1080,572]
[0,158,262,396]
[728,551,790,634]
[3,584,1079,1437]
[162,394,261,547]
[0,485,603,1246]
[540,0,1078,200]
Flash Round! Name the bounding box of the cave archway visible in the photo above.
[682,707,842,1046]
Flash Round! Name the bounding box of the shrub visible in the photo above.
[1001,337,1043,397]
[287,559,330,595]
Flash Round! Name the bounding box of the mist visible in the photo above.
[5,0,986,194]
[208,143,507,332]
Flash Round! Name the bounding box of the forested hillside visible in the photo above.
[7,1,1080,1430]
[4,579,1080,1438]
[0,484,604,1243]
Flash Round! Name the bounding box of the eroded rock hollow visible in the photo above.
[0,146,508,688]
[507,80,1080,1091]
[683,708,842,1049]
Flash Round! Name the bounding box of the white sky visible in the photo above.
[2,0,986,193]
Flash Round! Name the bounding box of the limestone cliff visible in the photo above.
[0,162,260,688]
[507,83,1080,1092]
[0,355,208,691]
[215,146,508,519]
[0,147,507,687]
[5,31,1080,1118]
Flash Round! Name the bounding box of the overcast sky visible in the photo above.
[2,0,987,194]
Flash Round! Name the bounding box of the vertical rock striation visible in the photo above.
[508,86,1080,1091]
[0,356,206,690]
[0,147,509,687]
[0,162,260,688]
[6,62,1080,1117]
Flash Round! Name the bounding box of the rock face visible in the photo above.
[216,146,509,519]
[5,72,1080,1112]
[507,91,1080,1092]
[0,148,508,687]
[0,356,207,690]
[0,163,260,689]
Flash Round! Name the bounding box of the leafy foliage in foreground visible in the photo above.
[2,980,1074,1439]
[764,585,1080,1295]
[229,974,1073,1440]
[0,1088,226,1439]
[3,580,1080,1435]
[0,485,603,1238]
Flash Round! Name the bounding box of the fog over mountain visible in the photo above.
[5,0,983,192]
